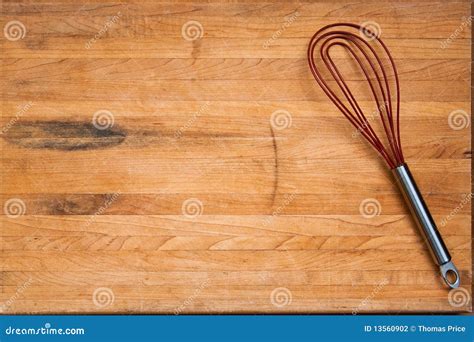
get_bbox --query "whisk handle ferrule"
[392,163,460,288]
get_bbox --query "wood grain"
[0,0,471,314]
[3,59,470,80]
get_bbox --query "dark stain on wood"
[36,194,119,215]
[2,120,126,151]
[191,39,202,59]
[25,36,46,50]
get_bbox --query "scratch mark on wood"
[270,125,278,210]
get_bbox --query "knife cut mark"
[270,125,279,210]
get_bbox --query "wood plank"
[1,215,470,236]
[1,164,471,193]
[1,297,469,314]
[1,250,470,271]
[0,285,470,314]
[2,59,469,81]
[1,135,470,176]
[1,101,470,118]
[0,16,471,39]
[2,270,471,286]
[0,235,470,251]
[1,115,469,140]
[1,80,470,101]
[0,194,471,214]
[1,166,470,194]
[2,38,470,59]
[2,157,470,174]
[1,1,469,19]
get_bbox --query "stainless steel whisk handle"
[392,163,460,288]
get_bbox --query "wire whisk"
[307,23,459,288]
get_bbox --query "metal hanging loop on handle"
[392,163,460,288]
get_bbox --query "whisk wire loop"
[307,23,404,168]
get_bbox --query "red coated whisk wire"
[307,23,404,169]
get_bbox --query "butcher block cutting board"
[0,0,471,314]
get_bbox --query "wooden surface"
[0,0,471,313]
